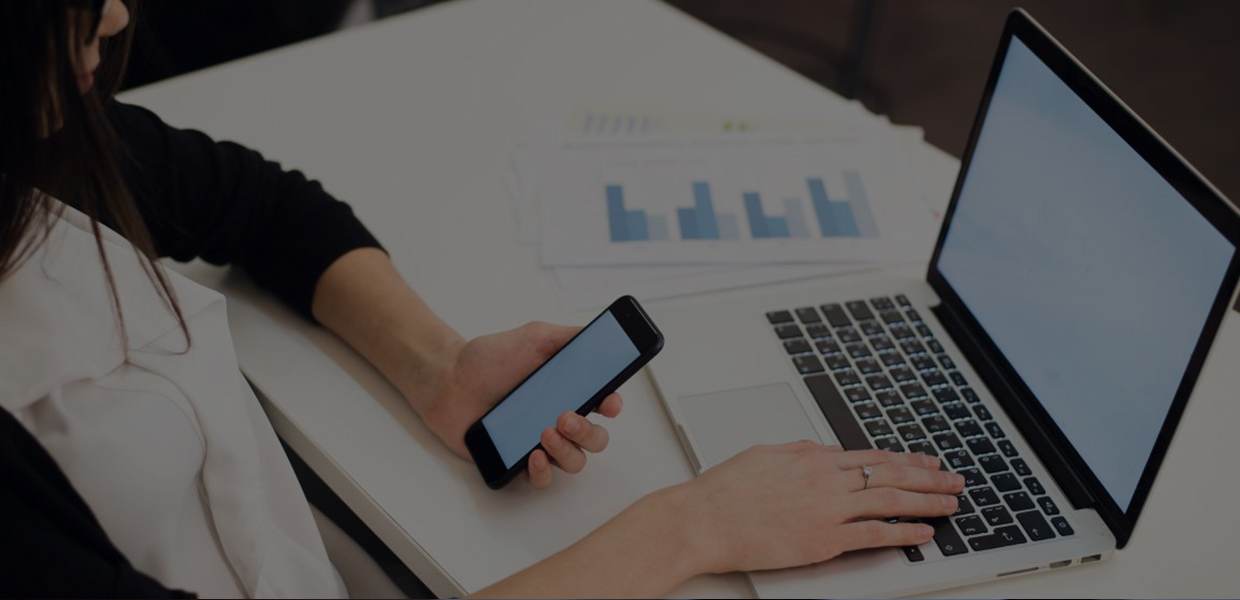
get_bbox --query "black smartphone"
[464,296,664,489]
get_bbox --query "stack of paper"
[506,108,950,312]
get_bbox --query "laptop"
[647,9,1240,598]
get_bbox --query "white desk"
[121,0,1240,597]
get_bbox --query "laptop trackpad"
[676,382,824,471]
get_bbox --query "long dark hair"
[0,0,188,351]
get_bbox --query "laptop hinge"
[931,301,1098,511]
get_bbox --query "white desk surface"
[121,0,1240,597]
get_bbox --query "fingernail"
[562,415,581,435]
[531,453,545,469]
[942,495,958,512]
[953,473,966,488]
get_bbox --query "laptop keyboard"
[766,295,1074,562]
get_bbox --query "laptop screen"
[935,37,1235,512]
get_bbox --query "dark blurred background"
[124,0,1240,205]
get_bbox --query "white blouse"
[0,203,345,598]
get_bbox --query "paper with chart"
[538,131,934,267]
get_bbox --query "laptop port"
[997,566,1040,577]
[1081,554,1102,564]
[1049,559,1072,569]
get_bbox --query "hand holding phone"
[465,296,664,489]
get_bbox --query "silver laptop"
[647,9,1240,598]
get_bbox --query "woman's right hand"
[667,441,965,575]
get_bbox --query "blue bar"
[678,207,699,239]
[718,214,741,240]
[784,198,811,238]
[607,185,628,242]
[831,202,860,237]
[625,211,648,241]
[626,116,635,134]
[808,178,839,237]
[691,182,720,239]
[844,170,878,237]
[767,216,790,238]
[648,215,670,241]
[744,193,769,238]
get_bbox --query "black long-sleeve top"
[0,101,384,597]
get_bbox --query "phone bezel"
[464,296,664,489]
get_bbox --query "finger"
[836,520,936,554]
[540,427,588,474]
[834,449,941,470]
[594,394,623,418]
[557,412,610,454]
[857,462,965,494]
[528,322,581,356]
[847,488,959,520]
[527,449,553,489]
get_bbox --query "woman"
[0,1,964,597]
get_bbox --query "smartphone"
[464,296,664,489]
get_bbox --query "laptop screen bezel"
[924,9,1240,548]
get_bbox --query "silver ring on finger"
[861,464,874,490]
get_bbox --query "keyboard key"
[968,487,1001,507]
[927,517,968,557]
[950,372,968,386]
[1011,458,1032,477]
[938,355,956,370]
[969,525,1027,551]
[880,352,907,367]
[898,424,927,442]
[854,358,883,374]
[875,437,904,452]
[966,437,996,456]
[922,415,951,433]
[956,515,988,536]
[795,307,822,324]
[863,377,891,393]
[870,335,895,351]
[845,343,872,359]
[860,320,885,335]
[991,473,1021,492]
[783,339,812,354]
[912,355,938,370]
[972,405,993,421]
[880,309,906,325]
[803,375,871,451]
[906,441,938,457]
[815,339,841,354]
[934,387,961,403]
[806,323,832,339]
[961,387,981,404]
[835,370,862,387]
[955,419,984,438]
[825,354,851,370]
[889,323,916,340]
[891,367,918,383]
[854,402,882,420]
[985,422,1006,439]
[997,440,1019,458]
[836,328,862,343]
[820,303,852,327]
[922,371,949,387]
[845,387,871,403]
[906,308,923,323]
[943,402,971,420]
[934,433,963,451]
[1003,491,1035,512]
[774,324,803,339]
[901,545,925,563]
[960,468,987,488]
[978,455,1008,474]
[982,506,1013,526]
[1051,517,1075,536]
[953,494,976,516]
[865,420,894,438]
[887,407,915,424]
[945,450,975,470]
[1023,477,1046,496]
[793,355,825,374]
[766,310,794,324]
[876,390,904,407]
[911,399,939,416]
[845,300,875,321]
[900,383,928,399]
[901,340,926,355]
[917,324,934,338]
[1038,496,1060,516]
[1016,510,1056,541]
[927,340,945,354]
[893,294,911,308]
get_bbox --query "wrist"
[634,483,722,582]
[395,327,466,420]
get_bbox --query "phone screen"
[481,310,640,468]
